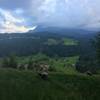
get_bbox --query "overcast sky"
[0,0,100,33]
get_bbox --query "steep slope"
[0,69,100,100]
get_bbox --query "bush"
[2,55,18,69]
[27,57,34,70]
[2,57,9,68]
[49,65,56,72]
[76,56,98,74]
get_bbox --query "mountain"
[28,25,98,40]
[0,26,98,57]
[28,26,98,48]
[28,25,96,34]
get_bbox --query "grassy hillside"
[63,38,78,46]
[0,69,100,100]
[15,54,79,74]
[44,38,78,46]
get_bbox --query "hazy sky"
[0,0,100,33]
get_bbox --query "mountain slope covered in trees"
[0,29,97,57]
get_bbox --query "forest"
[0,31,99,74]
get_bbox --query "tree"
[2,57,9,68]
[76,55,98,74]
[8,55,18,69]
[95,34,100,65]
[27,57,34,70]
[2,55,17,69]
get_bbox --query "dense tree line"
[75,55,98,74]
[75,32,100,74]
[2,55,17,69]
[0,33,96,57]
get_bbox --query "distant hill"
[0,27,98,57]
[29,25,95,34]
[28,26,97,42]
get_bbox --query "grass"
[15,54,79,74]
[0,69,100,100]
[44,38,60,45]
[44,38,78,46]
[49,56,79,74]
[63,38,78,46]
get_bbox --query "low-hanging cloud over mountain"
[0,0,100,33]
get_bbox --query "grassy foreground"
[0,69,100,100]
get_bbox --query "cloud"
[31,0,100,29]
[0,0,31,11]
[0,0,100,32]
[0,21,37,33]
[0,8,36,33]
[0,8,25,23]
